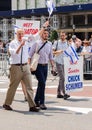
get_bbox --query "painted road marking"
[53,105,92,114]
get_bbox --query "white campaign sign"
[15,19,40,48]
[16,19,40,35]
[64,56,83,92]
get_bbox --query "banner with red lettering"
[64,56,83,92]
[16,19,40,35]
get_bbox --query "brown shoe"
[29,107,40,112]
[3,104,13,111]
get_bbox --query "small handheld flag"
[64,45,79,64]
[46,0,55,19]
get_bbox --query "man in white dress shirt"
[3,28,40,112]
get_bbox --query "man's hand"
[21,40,25,47]
[53,50,63,56]
[43,21,49,28]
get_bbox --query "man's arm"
[16,41,25,54]
[39,21,49,37]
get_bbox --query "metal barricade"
[81,54,92,80]
[0,53,9,76]
[83,54,92,74]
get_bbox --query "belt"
[38,63,48,66]
[14,63,27,66]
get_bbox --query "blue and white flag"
[46,0,55,16]
[64,45,79,64]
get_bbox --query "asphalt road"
[0,75,92,130]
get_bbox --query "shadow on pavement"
[67,97,89,102]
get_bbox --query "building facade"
[0,0,92,42]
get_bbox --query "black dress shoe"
[63,94,70,100]
[29,106,40,112]
[35,102,40,107]
[57,95,64,98]
[40,104,47,110]
[3,104,13,111]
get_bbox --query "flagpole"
[48,14,51,22]
[46,0,55,27]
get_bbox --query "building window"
[73,15,85,26]
[88,15,92,25]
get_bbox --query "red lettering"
[24,29,38,35]
[68,68,79,74]
[23,23,33,27]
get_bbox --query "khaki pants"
[4,64,35,108]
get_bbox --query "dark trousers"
[34,64,48,105]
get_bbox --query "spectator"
[89,34,92,46]
[81,39,91,54]
[0,40,4,53]
[71,35,83,54]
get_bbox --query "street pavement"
[0,75,92,130]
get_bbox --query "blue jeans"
[34,64,48,105]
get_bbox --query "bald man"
[3,29,39,112]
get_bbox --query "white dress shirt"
[9,39,29,64]
[9,33,41,64]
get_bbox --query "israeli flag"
[46,0,55,16]
[64,45,79,64]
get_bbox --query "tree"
[49,30,58,42]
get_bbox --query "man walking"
[3,28,39,112]
[29,28,54,110]
[53,31,70,100]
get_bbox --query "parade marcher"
[3,20,50,111]
[29,28,54,110]
[3,28,40,112]
[53,31,70,100]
